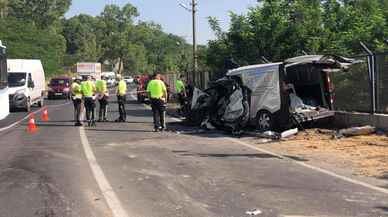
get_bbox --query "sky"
[65,0,259,45]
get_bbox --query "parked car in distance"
[136,75,150,103]
[102,71,116,87]
[124,76,134,84]
[8,59,46,112]
[47,76,71,99]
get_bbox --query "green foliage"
[62,14,101,64]
[8,0,71,28]
[206,0,388,77]
[1,2,192,77]
[0,18,66,77]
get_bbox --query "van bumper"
[293,110,335,123]
[9,94,28,109]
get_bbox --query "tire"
[25,99,31,112]
[137,95,143,103]
[38,96,44,107]
[256,110,274,131]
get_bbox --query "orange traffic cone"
[27,113,38,133]
[41,107,49,122]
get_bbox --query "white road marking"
[79,119,129,217]
[281,216,318,217]
[226,137,388,195]
[0,101,71,132]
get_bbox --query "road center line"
[79,115,129,217]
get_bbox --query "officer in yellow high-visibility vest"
[71,77,83,126]
[147,73,168,132]
[96,76,109,122]
[115,74,127,122]
[81,76,96,127]
[175,75,187,115]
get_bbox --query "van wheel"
[38,97,44,107]
[25,99,31,112]
[256,110,274,131]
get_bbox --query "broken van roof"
[285,54,361,69]
[0,40,6,49]
[285,55,324,64]
[227,62,282,76]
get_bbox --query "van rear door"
[284,55,359,123]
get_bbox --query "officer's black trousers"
[84,97,96,122]
[117,95,126,121]
[98,97,108,121]
[73,98,82,124]
[150,98,166,129]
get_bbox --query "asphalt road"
[0,88,388,217]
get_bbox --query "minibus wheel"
[256,110,274,131]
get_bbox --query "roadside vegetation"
[0,0,388,80]
[206,0,388,77]
[0,0,194,77]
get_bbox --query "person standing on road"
[96,76,109,122]
[115,74,127,122]
[81,76,97,127]
[147,73,168,132]
[71,77,83,126]
[175,75,187,116]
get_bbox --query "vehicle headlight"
[48,87,53,91]
[15,89,26,95]
[63,88,70,92]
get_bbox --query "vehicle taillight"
[325,71,335,107]
[326,74,334,92]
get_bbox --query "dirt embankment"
[273,129,388,178]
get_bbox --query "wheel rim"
[27,100,31,111]
[259,113,271,129]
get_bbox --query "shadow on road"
[375,206,388,213]
[34,123,76,128]
[283,155,308,162]
[106,109,153,118]
[178,152,282,159]
[86,128,151,133]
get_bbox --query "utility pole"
[191,0,198,86]
[179,0,198,85]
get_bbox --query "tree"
[0,0,7,18]
[62,14,101,65]
[8,0,71,27]
[99,4,140,74]
[0,18,66,76]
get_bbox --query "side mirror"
[28,80,35,88]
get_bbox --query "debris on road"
[246,208,262,216]
[262,128,388,177]
[338,125,376,137]
[256,131,281,140]
[281,128,299,138]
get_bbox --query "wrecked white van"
[227,55,357,131]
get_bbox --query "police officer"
[147,73,168,132]
[81,76,96,127]
[71,77,83,126]
[115,74,127,122]
[175,75,186,115]
[96,76,109,122]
